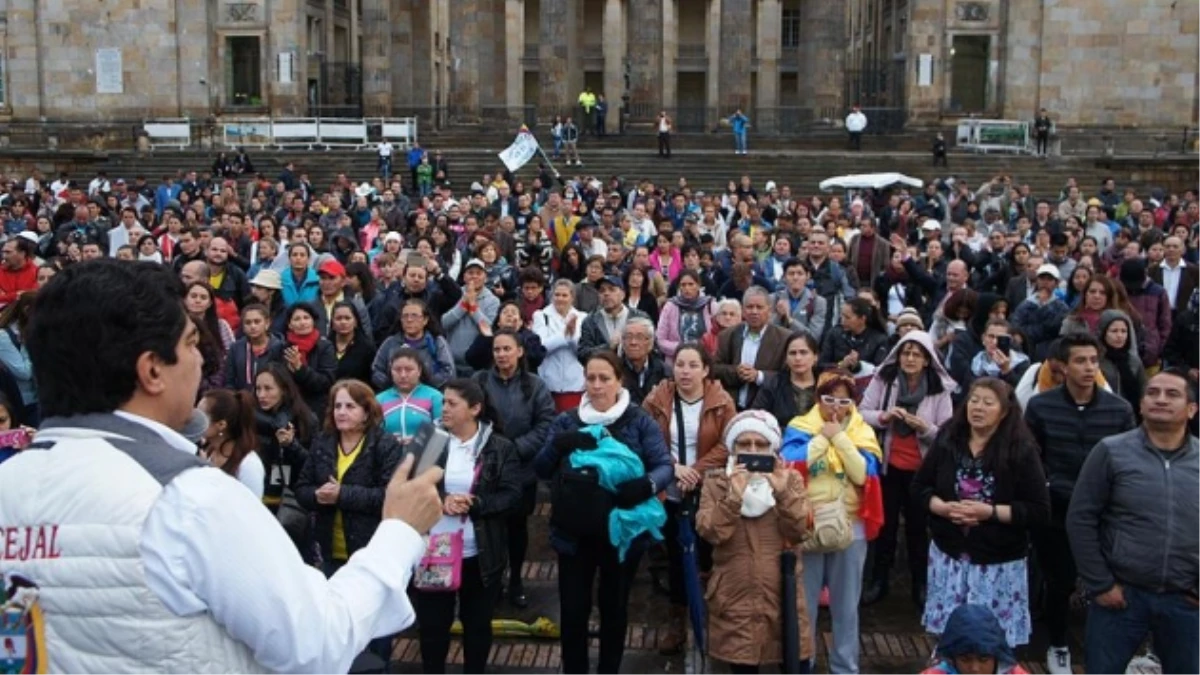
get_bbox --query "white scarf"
[578,388,631,427]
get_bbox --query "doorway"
[950,35,989,113]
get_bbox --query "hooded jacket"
[922,604,1026,674]
[859,331,957,472]
[1096,309,1146,407]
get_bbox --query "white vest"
[0,415,267,673]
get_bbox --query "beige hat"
[251,268,283,290]
[895,307,924,331]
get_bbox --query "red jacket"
[0,263,37,307]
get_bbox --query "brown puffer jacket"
[695,469,813,666]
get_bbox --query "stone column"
[450,0,482,118]
[325,0,336,61]
[505,0,524,119]
[755,0,781,132]
[538,0,577,117]
[627,0,662,117]
[719,0,752,111]
[350,0,360,66]
[903,0,940,123]
[361,0,391,115]
[390,0,414,110]
[270,0,306,115]
[799,0,845,117]
[661,0,677,111]
[1002,0,1042,120]
[602,0,625,133]
[706,0,721,119]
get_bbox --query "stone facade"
[849,0,1200,127]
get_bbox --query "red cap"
[318,259,346,277]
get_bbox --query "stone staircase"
[96,145,1196,200]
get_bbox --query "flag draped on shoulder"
[779,406,885,541]
[498,126,540,172]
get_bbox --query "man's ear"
[134,351,168,397]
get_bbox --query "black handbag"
[549,418,615,539]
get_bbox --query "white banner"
[95,48,123,94]
[498,130,539,172]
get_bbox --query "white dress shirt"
[738,327,765,407]
[1160,260,1184,309]
[430,427,481,557]
[119,411,424,674]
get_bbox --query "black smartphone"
[997,334,1012,356]
[736,454,776,474]
[403,421,450,479]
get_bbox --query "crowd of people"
[0,156,1197,675]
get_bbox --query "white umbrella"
[818,172,924,192]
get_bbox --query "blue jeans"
[377,156,392,180]
[734,130,747,153]
[1085,584,1198,674]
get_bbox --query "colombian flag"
[779,406,885,541]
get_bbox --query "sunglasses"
[821,395,853,407]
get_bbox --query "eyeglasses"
[821,395,853,407]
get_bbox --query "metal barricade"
[142,118,192,149]
[271,118,320,149]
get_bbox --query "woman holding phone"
[696,410,812,674]
[858,331,956,606]
[415,378,521,674]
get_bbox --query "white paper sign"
[278,52,294,84]
[96,48,123,94]
[918,53,933,87]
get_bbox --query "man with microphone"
[0,258,443,673]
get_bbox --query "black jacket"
[751,372,816,431]
[284,337,338,416]
[368,275,463,345]
[332,335,376,384]
[913,428,1050,565]
[255,405,317,496]
[623,352,671,406]
[454,423,524,584]
[224,336,286,392]
[295,428,404,561]
[1023,385,1137,523]
[819,325,889,374]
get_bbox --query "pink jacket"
[648,249,683,284]
[656,297,715,361]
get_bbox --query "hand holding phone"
[736,453,776,474]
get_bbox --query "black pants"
[1034,524,1077,646]
[730,663,809,674]
[849,131,862,150]
[596,114,607,137]
[658,132,672,157]
[663,501,713,606]
[558,536,643,674]
[414,558,497,674]
[932,152,948,167]
[1036,133,1049,155]
[873,467,928,587]
[507,483,537,583]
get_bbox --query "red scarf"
[287,330,320,364]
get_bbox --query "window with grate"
[782,9,801,48]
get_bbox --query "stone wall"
[1020,0,1198,127]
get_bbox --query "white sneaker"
[1126,652,1162,674]
[1047,646,1072,674]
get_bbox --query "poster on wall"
[918,54,933,87]
[95,48,123,94]
[278,52,294,84]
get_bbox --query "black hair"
[673,342,713,374]
[28,259,188,417]
[328,300,374,351]
[344,261,376,303]
[284,301,319,328]
[443,377,499,429]
[877,337,948,395]
[1050,232,1068,248]
[1056,332,1104,362]
[783,257,808,275]
[1153,367,1198,404]
[200,388,258,478]
[491,328,534,400]
[941,377,1036,474]
[388,347,431,386]
[845,296,887,334]
[585,349,626,380]
[396,297,443,338]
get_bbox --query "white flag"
[498,128,539,172]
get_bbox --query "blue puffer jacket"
[534,396,674,557]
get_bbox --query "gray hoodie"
[441,287,500,376]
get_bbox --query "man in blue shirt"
[730,109,750,155]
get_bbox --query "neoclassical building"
[0,0,1193,130]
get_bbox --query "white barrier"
[318,118,368,148]
[212,116,418,150]
[272,118,320,149]
[955,119,1032,154]
[142,118,192,149]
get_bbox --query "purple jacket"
[859,330,957,472]
[1126,280,1172,367]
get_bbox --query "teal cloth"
[569,424,666,560]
